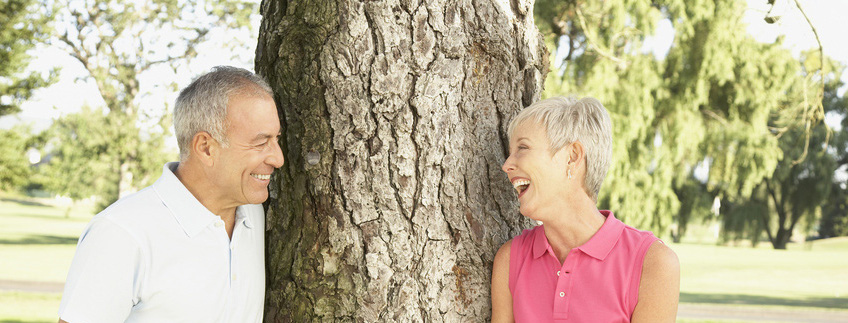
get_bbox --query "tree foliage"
[720,58,847,248]
[0,0,54,116]
[0,126,37,190]
[37,0,255,204]
[534,0,845,244]
[37,106,171,210]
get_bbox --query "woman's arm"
[491,240,514,323]
[631,241,680,323]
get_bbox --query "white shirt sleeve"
[58,217,142,322]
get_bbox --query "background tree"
[0,126,38,190]
[257,0,545,319]
[720,57,847,249]
[37,106,172,210]
[819,82,848,238]
[0,0,53,188]
[43,0,255,206]
[533,0,841,244]
[0,0,54,116]
[820,181,848,238]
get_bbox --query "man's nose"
[268,139,285,168]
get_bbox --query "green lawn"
[0,291,62,323]
[1,193,847,322]
[671,242,848,309]
[0,194,90,282]
[0,193,91,322]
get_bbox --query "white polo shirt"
[59,162,265,323]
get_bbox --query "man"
[58,66,284,322]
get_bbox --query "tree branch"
[574,5,627,68]
[791,0,827,165]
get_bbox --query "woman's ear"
[567,141,585,169]
[191,131,218,167]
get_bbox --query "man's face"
[212,92,284,207]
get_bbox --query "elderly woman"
[491,97,680,322]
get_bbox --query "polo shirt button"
[232,274,237,281]
[215,221,223,228]
[559,292,565,297]
[557,271,560,276]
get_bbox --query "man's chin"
[247,192,270,205]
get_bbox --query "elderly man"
[58,66,283,322]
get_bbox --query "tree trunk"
[773,226,790,250]
[118,160,134,199]
[256,0,545,321]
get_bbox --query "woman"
[491,96,679,322]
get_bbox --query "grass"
[0,192,92,321]
[1,192,847,322]
[670,243,848,309]
[0,291,61,323]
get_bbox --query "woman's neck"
[537,194,606,263]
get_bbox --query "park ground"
[1,192,846,322]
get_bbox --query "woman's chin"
[519,205,538,220]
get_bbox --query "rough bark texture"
[256,0,546,321]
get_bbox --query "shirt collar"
[153,162,220,238]
[236,205,254,229]
[531,210,625,261]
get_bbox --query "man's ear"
[191,131,218,167]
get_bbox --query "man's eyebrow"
[251,133,275,142]
[251,131,283,141]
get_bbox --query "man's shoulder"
[95,186,165,225]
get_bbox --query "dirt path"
[0,279,64,293]
[3,281,847,323]
[679,303,848,323]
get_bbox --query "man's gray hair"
[507,96,613,201]
[174,66,273,161]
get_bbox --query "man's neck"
[174,160,237,220]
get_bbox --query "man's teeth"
[251,173,271,180]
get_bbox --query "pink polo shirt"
[509,211,658,322]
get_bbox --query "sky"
[0,25,258,132]
[1,0,846,133]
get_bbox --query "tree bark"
[256,0,546,321]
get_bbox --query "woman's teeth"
[512,179,530,193]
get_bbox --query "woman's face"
[502,120,573,220]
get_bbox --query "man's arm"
[491,240,514,323]
[57,217,139,322]
[631,241,680,323]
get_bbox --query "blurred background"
[0,0,845,322]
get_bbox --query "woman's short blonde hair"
[507,96,612,201]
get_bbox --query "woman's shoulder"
[494,225,543,264]
[511,225,543,250]
[498,225,543,265]
[617,219,660,246]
